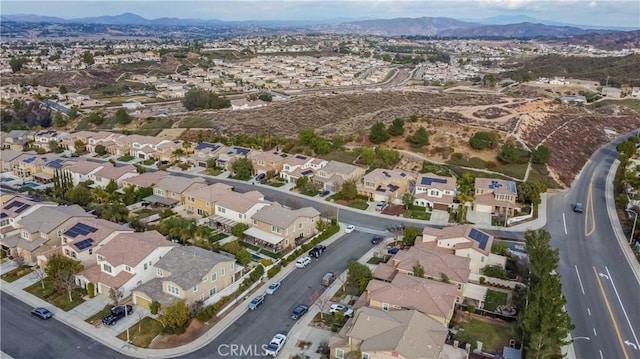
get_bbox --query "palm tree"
[101,202,129,223]
[172,148,185,162]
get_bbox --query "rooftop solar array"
[195,142,221,152]
[469,228,490,250]
[420,177,447,186]
[400,173,407,177]
[74,238,94,251]
[233,147,251,156]
[47,159,65,169]
[506,181,517,193]
[301,170,313,176]
[0,213,7,219]
[387,184,400,192]
[295,155,308,160]
[64,222,98,238]
[382,171,391,178]
[23,156,37,163]
[15,203,30,214]
[4,201,31,214]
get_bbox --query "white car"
[329,303,354,318]
[266,281,281,295]
[264,333,287,356]
[295,256,311,268]
[345,225,355,233]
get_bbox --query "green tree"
[616,139,637,158]
[9,57,26,72]
[59,84,68,94]
[517,179,547,205]
[181,88,231,111]
[312,137,331,155]
[45,254,82,302]
[469,131,498,150]
[337,180,358,201]
[88,111,105,125]
[231,157,253,180]
[369,122,390,144]
[531,145,551,164]
[499,143,528,164]
[359,147,376,165]
[298,128,317,146]
[407,126,429,147]
[231,223,249,239]
[100,202,129,223]
[482,264,509,280]
[105,179,118,193]
[347,261,373,295]
[482,73,498,87]
[65,185,92,206]
[95,145,107,156]
[388,118,405,136]
[67,106,79,119]
[235,248,252,265]
[295,176,309,189]
[402,226,420,246]
[412,261,425,278]
[376,146,400,167]
[82,51,95,65]
[402,192,415,209]
[114,108,131,125]
[53,112,67,127]
[160,300,190,329]
[258,92,273,102]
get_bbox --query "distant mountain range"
[2,13,638,38]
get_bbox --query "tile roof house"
[121,171,170,190]
[88,163,138,189]
[188,142,225,168]
[0,195,57,234]
[207,190,270,228]
[357,168,416,203]
[150,175,208,206]
[279,154,327,183]
[0,130,33,151]
[215,146,253,170]
[0,149,24,172]
[132,245,240,310]
[75,231,178,297]
[359,274,457,327]
[414,173,458,210]
[329,307,452,359]
[64,160,104,186]
[245,202,320,252]
[184,183,234,217]
[473,178,521,215]
[374,246,471,303]
[312,160,366,193]
[419,225,507,274]
[60,218,133,267]
[249,149,290,175]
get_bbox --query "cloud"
[588,1,597,7]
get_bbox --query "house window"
[382,302,389,311]
[203,276,208,282]
[167,284,180,296]
[125,266,131,272]
[456,296,461,303]
[253,220,257,225]
[457,283,462,290]
[157,269,163,277]
[362,353,370,359]
[200,294,205,301]
[154,188,164,196]
[238,213,243,219]
[97,255,104,261]
[21,231,29,239]
[218,206,226,213]
[211,273,217,282]
[365,181,375,188]
[336,349,345,359]
[271,225,281,234]
[209,287,217,296]
[103,264,112,273]
[206,201,211,207]
[298,223,302,229]
[193,285,198,292]
[221,268,225,277]
[481,256,485,262]
[144,263,148,270]
[187,196,195,202]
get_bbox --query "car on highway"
[371,236,383,244]
[308,244,327,258]
[345,225,355,233]
[264,333,287,356]
[573,202,583,213]
[329,303,353,318]
[291,305,309,320]
[102,305,133,326]
[266,282,281,295]
[248,295,265,311]
[295,256,312,268]
[31,307,53,320]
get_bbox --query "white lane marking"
[575,265,585,295]
[563,212,568,235]
[593,327,598,336]
[606,266,640,348]
[588,308,592,316]
[599,350,604,359]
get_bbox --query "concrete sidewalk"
[0,223,350,359]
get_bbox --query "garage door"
[434,203,448,211]
[134,294,151,310]
[474,204,493,213]
[98,282,111,295]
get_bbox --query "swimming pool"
[0,178,14,182]
[22,182,40,188]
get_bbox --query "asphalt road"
[181,230,375,359]
[0,294,129,359]
[545,139,640,359]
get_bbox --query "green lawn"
[117,155,135,162]
[139,117,173,130]
[259,249,282,259]
[268,181,286,187]
[117,317,164,348]
[179,118,211,128]
[134,208,156,218]
[207,168,224,176]
[24,278,85,311]
[300,188,319,197]
[491,163,528,180]
[455,319,514,353]
[407,210,431,220]
[484,289,509,312]
[210,233,228,243]
[320,149,359,164]
[85,304,114,325]
[142,159,157,166]
[347,200,369,210]
[1,266,33,283]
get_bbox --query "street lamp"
[627,209,638,245]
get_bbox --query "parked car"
[266,282,281,295]
[345,225,355,233]
[321,272,336,287]
[291,305,309,320]
[31,307,53,320]
[387,247,400,255]
[375,201,387,211]
[256,173,266,182]
[248,295,265,311]
[329,303,353,318]
[371,236,383,245]
[102,305,133,326]
[319,190,330,197]
[264,333,287,356]
[295,256,312,268]
[573,202,583,213]
[308,244,327,258]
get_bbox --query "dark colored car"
[371,236,383,245]
[31,307,53,320]
[308,244,327,258]
[573,203,583,213]
[387,247,400,255]
[291,305,309,320]
[102,305,133,326]
[319,190,330,197]
[256,173,266,181]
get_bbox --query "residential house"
[33,157,68,184]
[0,195,57,235]
[76,231,178,297]
[414,173,458,210]
[215,146,253,170]
[0,130,33,151]
[12,153,61,178]
[33,130,68,150]
[329,307,456,359]
[313,160,366,193]
[132,246,239,309]
[249,149,289,175]
[245,202,320,252]
[150,175,208,207]
[279,155,327,183]
[121,171,170,190]
[0,149,24,172]
[208,190,270,229]
[418,225,507,274]
[184,183,234,217]
[473,178,520,215]
[359,274,457,327]
[60,218,133,267]
[357,168,415,203]
[601,86,622,98]
[188,142,225,168]
[374,246,471,304]
[89,163,138,188]
[128,135,176,160]
[65,161,104,186]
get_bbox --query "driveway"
[466,208,492,226]
[429,209,450,225]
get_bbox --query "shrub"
[467,305,476,313]
[86,282,95,298]
[150,300,160,315]
[267,265,282,279]
[259,258,273,267]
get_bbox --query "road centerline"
[575,265,585,295]
[592,266,630,359]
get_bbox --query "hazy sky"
[2,0,639,27]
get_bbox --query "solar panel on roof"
[400,173,407,177]
[382,171,390,177]
[23,157,37,163]
[4,201,25,210]
[195,142,220,151]
[506,181,517,193]
[0,213,7,219]
[469,228,490,250]
[420,177,447,186]
[64,229,80,238]
[234,147,250,156]
[76,223,98,233]
[388,184,400,192]
[15,204,30,214]
[301,170,313,176]
[47,159,65,169]
[74,238,94,251]
[295,155,307,160]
